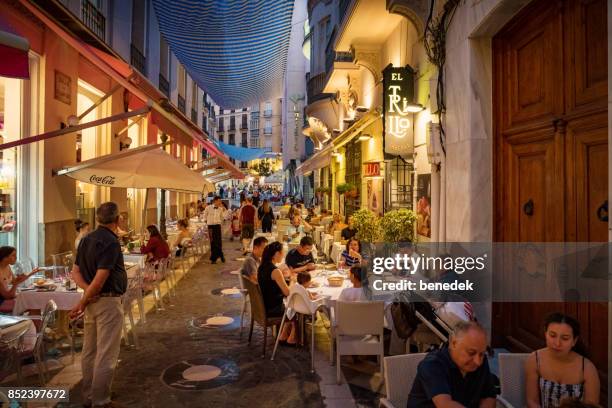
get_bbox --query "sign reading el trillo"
[383,64,415,159]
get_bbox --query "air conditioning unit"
[427,121,443,165]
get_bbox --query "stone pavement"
[3,236,383,407]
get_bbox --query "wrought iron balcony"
[81,0,106,40]
[130,44,146,75]
[178,95,186,114]
[263,110,273,117]
[158,74,169,98]
[325,48,353,75]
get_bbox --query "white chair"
[270,284,328,372]
[122,270,142,347]
[498,353,529,408]
[379,353,427,408]
[334,301,385,384]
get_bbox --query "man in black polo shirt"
[407,321,497,408]
[285,236,316,273]
[70,202,127,408]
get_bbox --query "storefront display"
[0,77,19,246]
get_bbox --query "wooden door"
[493,0,608,399]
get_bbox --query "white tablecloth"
[123,254,147,268]
[13,287,83,315]
[313,226,324,246]
[321,234,334,257]
[0,316,36,350]
[248,233,276,251]
[310,270,351,308]
[330,242,344,264]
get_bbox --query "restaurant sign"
[363,162,381,178]
[383,65,415,159]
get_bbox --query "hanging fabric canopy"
[54,144,214,194]
[152,0,294,108]
[216,140,268,162]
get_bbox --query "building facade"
[0,0,240,265]
[299,0,610,397]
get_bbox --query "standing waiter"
[203,196,227,263]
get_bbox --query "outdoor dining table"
[123,253,147,269]
[0,315,36,351]
[13,284,83,316]
[309,269,351,308]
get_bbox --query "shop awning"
[296,144,334,176]
[54,144,214,194]
[0,29,29,79]
[332,109,381,149]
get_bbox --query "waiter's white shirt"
[203,205,227,226]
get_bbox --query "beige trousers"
[81,297,123,406]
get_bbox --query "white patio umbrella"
[55,144,214,231]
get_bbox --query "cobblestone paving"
[70,240,324,408]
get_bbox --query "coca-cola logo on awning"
[89,175,116,185]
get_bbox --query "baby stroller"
[389,290,475,349]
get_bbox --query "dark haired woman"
[525,312,600,407]
[339,238,362,268]
[257,241,296,344]
[172,219,192,257]
[258,199,274,233]
[0,246,36,313]
[74,220,91,251]
[140,225,170,262]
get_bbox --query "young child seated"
[297,272,318,300]
[338,266,365,301]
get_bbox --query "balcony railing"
[130,44,146,75]
[307,72,333,104]
[241,121,248,129]
[178,95,186,114]
[325,48,353,75]
[81,0,106,40]
[191,108,197,124]
[263,110,273,117]
[159,74,169,98]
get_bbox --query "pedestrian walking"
[258,199,274,233]
[239,197,256,255]
[69,202,127,408]
[203,196,227,263]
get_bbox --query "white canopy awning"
[55,144,214,194]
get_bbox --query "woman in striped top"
[525,313,600,407]
[339,238,362,268]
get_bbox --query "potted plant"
[351,208,381,243]
[379,209,417,243]
[335,183,350,195]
